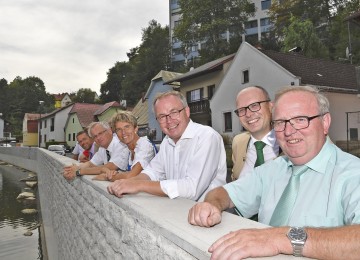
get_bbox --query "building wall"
[211,43,299,138]
[64,114,83,148]
[325,92,360,141]
[40,106,73,147]
[0,118,4,139]
[98,108,122,124]
[0,147,296,260]
[23,132,38,147]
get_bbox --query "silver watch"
[287,227,307,257]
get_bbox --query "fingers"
[188,202,221,227]
[107,180,124,197]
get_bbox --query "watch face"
[289,228,307,241]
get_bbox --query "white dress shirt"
[128,136,156,170]
[240,130,280,178]
[91,134,129,171]
[142,120,227,201]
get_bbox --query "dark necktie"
[254,141,266,167]
[269,165,308,226]
[106,150,111,162]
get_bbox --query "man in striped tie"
[188,85,360,259]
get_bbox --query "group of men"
[63,86,360,259]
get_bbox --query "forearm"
[204,187,234,212]
[137,180,167,197]
[303,225,360,260]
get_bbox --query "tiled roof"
[24,113,42,121]
[70,103,102,128]
[94,101,121,115]
[164,53,235,84]
[261,50,359,92]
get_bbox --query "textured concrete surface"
[0,147,307,260]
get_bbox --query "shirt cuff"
[160,180,179,199]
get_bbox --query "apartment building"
[169,0,272,67]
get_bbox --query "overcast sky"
[0,0,169,94]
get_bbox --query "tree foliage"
[0,76,53,137]
[282,16,329,58]
[174,0,255,64]
[71,88,97,103]
[267,0,360,62]
[100,20,170,107]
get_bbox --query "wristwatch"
[75,169,82,177]
[287,227,307,257]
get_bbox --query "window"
[73,133,76,141]
[242,69,249,84]
[68,134,71,141]
[44,135,47,143]
[224,112,232,132]
[186,88,203,102]
[172,47,182,56]
[245,20,258,29]
[50,118,55,132]
[261,0,271,10]
[174,20,181,28]
[350,128,358,141]
[44,119,47,128]
[208,85,215,99]
[40,121,42,129]
[260,18,271,26]
[72,118,74,123]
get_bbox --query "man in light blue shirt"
[188,85,360,259]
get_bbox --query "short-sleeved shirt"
[224,139,360,227]
[91,134,129,171]
[142,120,227,201]
[128,136,156,170]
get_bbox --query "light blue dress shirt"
[224,139,360,227]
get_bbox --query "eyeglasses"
[156,107,186,123]
[92,129,108,139]
[271,114,326,132]
[234,100,270,117]
[115,124,133,134]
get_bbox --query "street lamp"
[38,101,44,147]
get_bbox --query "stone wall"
[0,147,299,260]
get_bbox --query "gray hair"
[110,111,138,130]
[87,121,111,138]
[152,90,188,112]
[274,85,330,115]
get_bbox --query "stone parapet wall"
[0,147,300,260]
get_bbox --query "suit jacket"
[231,131,282,181]
[231,132,251,181]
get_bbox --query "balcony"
[188,99,210,114]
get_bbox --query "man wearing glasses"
[188,85,360,259]
[107,90,227,201]
[232,86,280,180]
[63,121,129,181]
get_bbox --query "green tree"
[122,20,170,106]
[282,16,329,58]
[72,88,97,103]
[100,61,130,103]
[174,0,255,64]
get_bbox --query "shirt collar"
[287,138,333,174]
[250,129,277,148]
[165,120,195,146]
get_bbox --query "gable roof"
[164,53,235,84]
[41,103,74,119]
[24,113,42,121]
[260,49,359,93]
[94,101,121,115]
[144,70,183,98]
[69,103,102,128]
[132,98,149,127]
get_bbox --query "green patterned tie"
[269,165,308,226]
[254,141,266,167]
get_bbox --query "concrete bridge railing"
[0,147,299,260]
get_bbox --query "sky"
[0,0,169,94]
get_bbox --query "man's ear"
[323,112,331,135]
